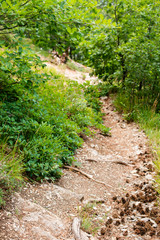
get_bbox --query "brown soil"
[0,61,159,240]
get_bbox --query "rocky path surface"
[0,62,159,240]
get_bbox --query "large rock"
[11,193,66,240]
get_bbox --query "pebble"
[101,227,106,235]
[121,217,125,223]
[123,230,128,236]
[112,196,117,201]
[155,216,160,224]
[106,217,113,225]
[112,212,119,219]
[145,175,153,180]
[114,220,121,226]
[91,144,96,148]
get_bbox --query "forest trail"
[40,56,99,84]
[0,61,159,240]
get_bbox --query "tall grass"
[0,144,24,206]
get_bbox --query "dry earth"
[0,61,160,240]
[41,56,99,84]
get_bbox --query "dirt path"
[0,62,160,240]
[41,56,99,84]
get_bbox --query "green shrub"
[66,60,91,73]
[0,188,5,207]
[0,81,89,180]
[82,82,103,113]
[0,40,107,181]
[113,93,139,122]
[0,37,110,182]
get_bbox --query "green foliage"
[0,144,24,183]
[1,1,160,113]
[0,37,47,101]
[82,81,118,115]
[136,109,160,173]
[1,0,159,187]
[0,188,5,207]
[79,0,160,111]
[66,60,90,73]
[113,93,138,122]
[82,82,103,113]
[79,203,105,235]
[22,38,51,58]
[0,37,107,181]
[0,144,24,207]
[81,82,111,135]
[96,124,111,137]
[0,0,46,33]
[0,34,12,47]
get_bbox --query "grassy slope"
[0,41,110,205]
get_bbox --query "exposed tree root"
[63,166,112,188]
[113,160,129,166]
[85,159,129,166]
[72,217,82,240]
[85,159,98,162]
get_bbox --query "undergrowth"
[0,144,24,207]
[22,38,51,58]
[79,203,106,235]
[66,59,91,73]
[0,67,107,182]
[0,36,110,207]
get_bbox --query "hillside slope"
[0,60,159,240]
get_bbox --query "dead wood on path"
[72,217,82,240]
[85,159,129,166]
[63,166,112,188]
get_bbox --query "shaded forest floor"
[0,60,160,240]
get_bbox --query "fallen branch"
[113,160,129,166]
[85,159,129,166]
[63,166,112,188]
[85,159,98,162]
[72,217,81,240]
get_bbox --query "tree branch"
[21,0,31,7]
[63,166,112,188]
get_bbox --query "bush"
[66,59,91,73]
[0,38,109,181]
[0,36,111,182]
[0,79,95,180]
